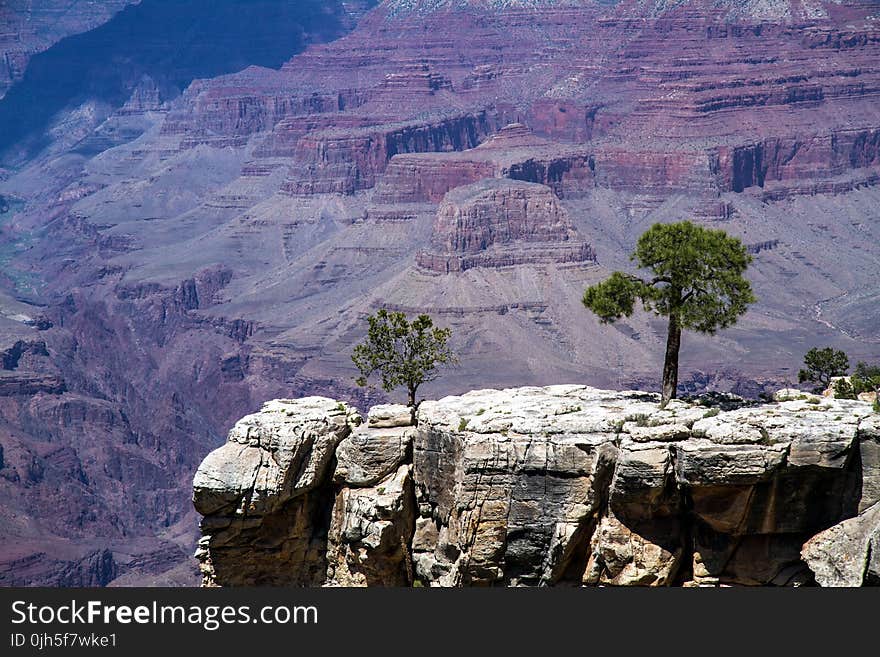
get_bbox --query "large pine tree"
[583,221,755,407]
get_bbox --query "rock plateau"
[194,386,880,586]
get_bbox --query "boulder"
[773,388,811,402]
[802,501,880,586]
[334,426,414,486]
[367,403,414,428]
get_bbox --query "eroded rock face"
[193,386,880,586]
[801,501,880,587]
[0,0,138,99]
[416,179,596,273]
[326,463,416,586]
[193,397,360,586]
[373,123,597,203]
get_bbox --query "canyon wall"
[282,111,502,195]
[193,386,880,587]
[0,0,139,99]
[3,0,880,586]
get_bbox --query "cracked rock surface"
[193,386,880,586]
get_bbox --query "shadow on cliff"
[0,0,376,163]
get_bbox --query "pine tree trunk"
[661,314,681,408]
[408,386,417,425]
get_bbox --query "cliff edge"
[192,386,880,586]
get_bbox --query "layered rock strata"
[373,124,597,202]
[0,0,139,99]
[6,0,880,586]
[281,110,502,196]
[159,0,880,200]
[416,179,596,273]
[193,386,880,587]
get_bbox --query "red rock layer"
[710,129,880,192]
[155,0,880,201]
[281,110,503,195]
[417,179,596,273]
[374,123,597,202]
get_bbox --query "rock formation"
[194,386,880,586]
[0,0,139,99]
[373,124,597,203]
[3,0,880,585]
[193,398,360,586]
[417,179,596,273]
[802,501,880,586]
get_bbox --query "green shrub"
[799,347,849,393]
[833,378,857,400]
[352,309,457,422]
[852,362,880,398]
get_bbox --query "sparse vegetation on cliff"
[582,221,755,407]
[852,361,880,401]
[352,309,457,422]
[833,378,857,400]
[799,347,850,393]
[194,385,880,587]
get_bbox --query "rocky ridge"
[193,386,880,586]
[0,0,139,99]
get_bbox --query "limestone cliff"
[192,385,880,587]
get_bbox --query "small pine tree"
[798,347,849,393]
[851,361,880,396]
[832,378,857,400]
[582,221,755,407]
[849,361,880,411]
[352,309,457,422]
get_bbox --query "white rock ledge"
[193,385,880,587]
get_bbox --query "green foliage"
[457,417,468,432]
[832,378,857,400]
[582,221,755,406]
[798,347,849,392]
[851,361,880,412]
[703,408,720,418]
[851,361,880,396]
[582,221,755,333]
[582,271,640,322]
[352,309,456,409]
